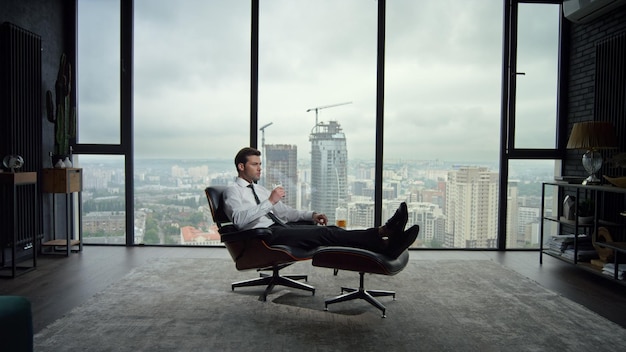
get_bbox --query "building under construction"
[309,121,348,224]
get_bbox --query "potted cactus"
[577,198,595,224]
[46,53,76,168]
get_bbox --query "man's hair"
[234,147,261,169]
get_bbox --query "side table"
[41,168,83,256]
[0,172,38,278]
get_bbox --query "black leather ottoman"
[312,247,410,317]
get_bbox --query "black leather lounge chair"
[205,186,316,301]
[312,243,412,318]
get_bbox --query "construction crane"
[306,102,352,127]
[259,122,273,150]
[259,122,273,187]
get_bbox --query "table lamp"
[566,121,618,185]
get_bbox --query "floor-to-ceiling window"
[76,0,126,245]
[385,0,503,248]
[504,1,562,249]
[258,0,377,228]
[132,0,250,245]
[75,0,564,248]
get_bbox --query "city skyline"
[76,154,554,249]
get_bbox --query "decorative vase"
[63,157,72,168]
[54,159,66,168]
[577,215,594,225]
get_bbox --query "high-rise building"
[407,202,445,248]
[309,121,348,224]
[347,201,375,229]
[506,180,520,248]
[264,144,298,208]
[445,166,499,248]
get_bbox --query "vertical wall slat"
[595,31,626,177]
[594,32,626,224]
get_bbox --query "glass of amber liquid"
[336,219,347,228]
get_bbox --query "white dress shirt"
[223,177,313,230]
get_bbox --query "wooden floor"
[2,246,626,333]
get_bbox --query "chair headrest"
[204,186,232,230]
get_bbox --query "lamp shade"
[566,121,618,150]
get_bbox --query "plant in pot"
[46,53,76,168]
[577,198,595,224]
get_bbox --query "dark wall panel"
[1,0,69,168]
[564,6,626,179]
[1,0,71,249]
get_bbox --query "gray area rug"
[34,258,626,352]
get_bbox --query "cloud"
[77,0,559,163]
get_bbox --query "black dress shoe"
[384,225,419,258]
[382,202,408,235]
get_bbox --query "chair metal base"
[232,265,315,301]
[324,272,395,318]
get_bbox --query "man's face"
[239,155,261,183]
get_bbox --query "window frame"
[72,0,567,249]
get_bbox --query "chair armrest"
[286,220,316,226]
[220,228,273,243]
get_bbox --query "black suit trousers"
[267,224,383,253]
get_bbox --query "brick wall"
[564,6,626,178]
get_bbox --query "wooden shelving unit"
[540,181,626,285]
[41,168,83,256]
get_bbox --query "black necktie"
[248,184,285,226]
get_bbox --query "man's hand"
[269,186,285,204]
[312,212,328,226]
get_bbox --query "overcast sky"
[77,0,560,163]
